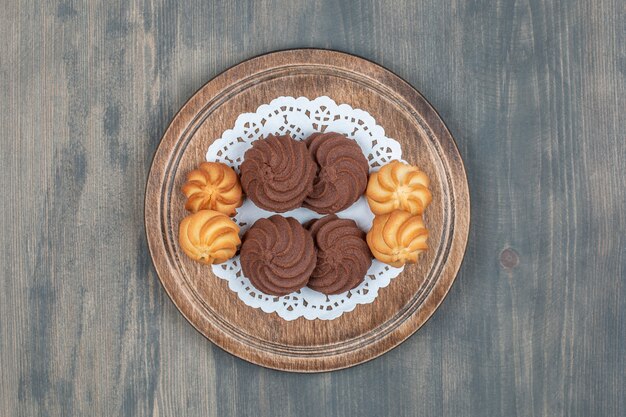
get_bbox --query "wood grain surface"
[1,0,624,416]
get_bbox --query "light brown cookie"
[366,160,432,215]
[181,162,243,216]
[179,210,241,264]
[366,210,428,267]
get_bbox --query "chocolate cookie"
[240,134,316,212]
[240,215,316,296]
[304,132,369,214]
[307,215,372,295]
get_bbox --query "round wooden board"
[145,49,470,372]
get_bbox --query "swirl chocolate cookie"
[240,134,316,212]
[304,132,369,214]
[307,215,372,294]
[240,215,316,296]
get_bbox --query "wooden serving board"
[145,49,470,372]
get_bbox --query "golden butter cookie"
[366,160,431,215]
[182,162,243,216]
[366,210,428,267]
[179,210,240,264]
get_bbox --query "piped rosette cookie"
[240,215,317,296]
[178,210,241,265]
[307,215,372,295]
[181,162,243,215]
[366,210,428,267]
[304,132,369,214]
[366,160,432,215]
[240,134,316,212]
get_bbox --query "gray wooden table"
[1,1,625,416]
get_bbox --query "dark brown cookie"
[240,134,316,212]
[304,132,369,214]
[240,215,316,296]
[307,215,372,295]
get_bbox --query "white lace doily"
[207,96,404,320]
